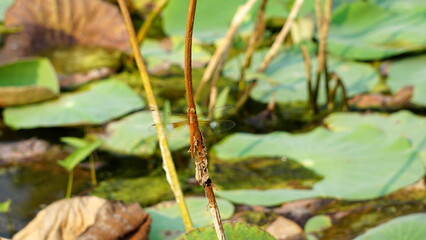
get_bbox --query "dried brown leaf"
[0,0,131,64]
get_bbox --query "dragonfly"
[149,106,236,138]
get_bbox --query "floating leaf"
[353,213,426,240]
[0,199,11,213]
[0,0,130,64]
[58,138,102,172]
[98,111,189,156]
[213,125,425,205]
[0,58,59,107]
[325,110,426,166]
[328,2,426,60]
[3,79,144,129]
[223,44,378,104]
[216,189,319,207]
[146,197,235,240]
[387,55,426,106]
[179,222,275,240]
[162,0,249,42]
[304,215,332,233]
[141,37,211,73]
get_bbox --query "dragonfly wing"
[149,122,190,139]
[201,120,236,135]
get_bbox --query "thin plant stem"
[233,0,304,113]
[258,0,305,72]
[89,153,97,186]
[65,171,74,199]
[184,0,226,239]
[117,0,193,231]
[239,0,268,94]
[301,44,316,114]
[314,0,333,109]
[136,0,168,45]
[195,0,258,101]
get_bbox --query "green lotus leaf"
[3,79,144,129]
[97,111,190,156]
[353,213,426,240]
[304,215,332,233]
[223,44,378,104]
[371,0,426,12]
[328,2,426,60]
[141,37,211,71]
[387,55,426,106]
[216,188,319,207]
[146,197,235,240]
[325,110,426,166]
[178,222,275,240]
[163,0,249,42]
[0,58,59,107]
[213,125,425,205]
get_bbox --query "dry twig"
[184,0,226,239]
[117,0,193,231]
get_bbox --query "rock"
[273,199,333,225]
[0,138,50,165]
[266,216,306,240]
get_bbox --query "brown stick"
[257,0,305,72]
[117,0,193,231]
[195,0,258,101]
[238,0,268,90]
[314,0,332,108]
[184,0,226,239]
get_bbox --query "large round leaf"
[353,213,426,240]
[387,55,426,106]
[223,45,378,104]
[325,110,426,166]
[141,37,211,71]
[328,2,426,60]
[213,125,424,205]
[179,222,275,240]
[0,58,59,107]
[97,111,190,156]
[146,197,234,240]
[3,79,144,129]
[162,0,248,42]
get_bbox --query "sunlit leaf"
[146,197,235,240]
[328,2,426,60]
[0,58,59,107]
[387,55,426,106]
[213,125,425,205]
[325,110,426,166]
[3,79,144,129]
[178,222,275,240]
[304,215,332,233]
[353,213,426,240]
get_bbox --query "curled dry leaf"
[0,0,130,64]
[13,196,150,240]
[348,86,413,109]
